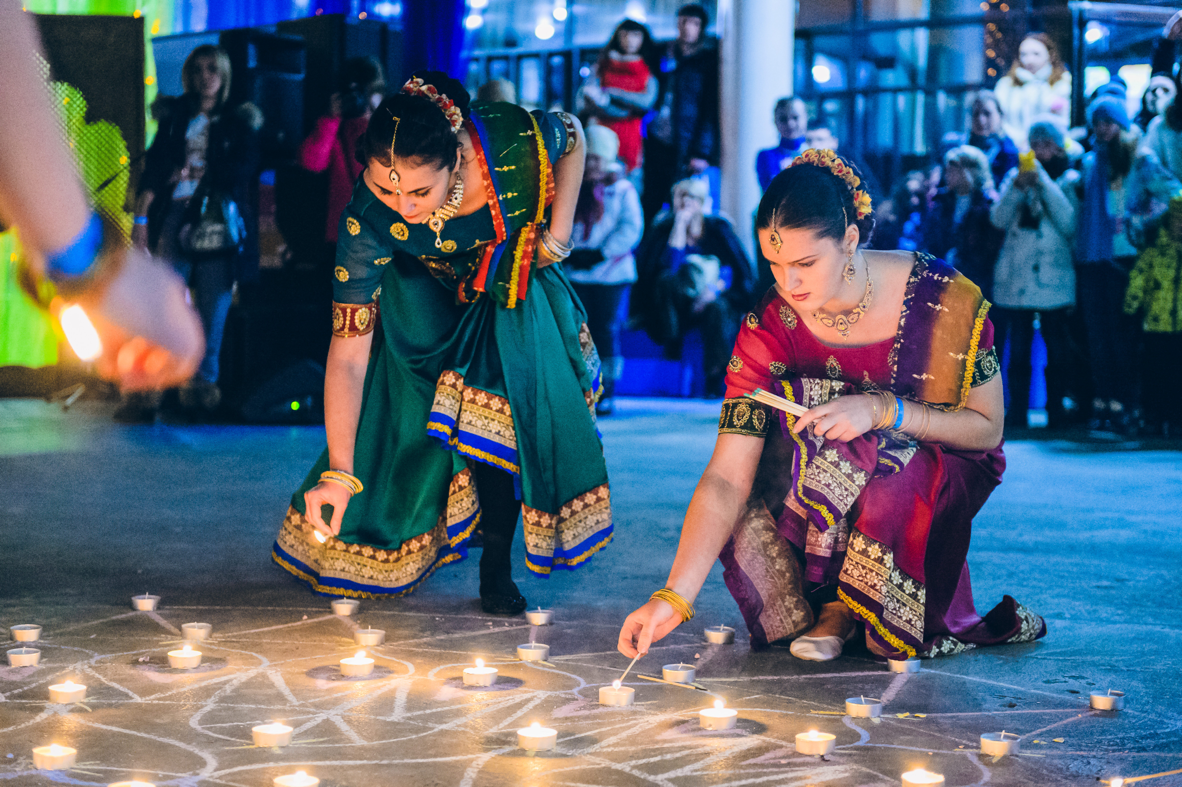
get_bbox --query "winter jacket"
[1077,143,1180,260]
[298,114,369,243]
[1143,114,1182,184]
[1125,228,1182,332]
[647,41,720,167]
[922,188,1005,296]
[994,66,1072,149]
[568,178,644,286]
[990,164,1079,309]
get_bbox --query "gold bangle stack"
[650,588,695,622]
[538,227,573,263]
[869,391,897,431]
[320,470,363,496]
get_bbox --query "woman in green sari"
[273,73,612,614]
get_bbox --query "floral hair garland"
[790,148,873,221]
[400,77,464,133]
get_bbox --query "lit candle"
[131,594,160,611]
[517,643,550,662]
[354,627,385,647]
[845,696,882,718]
[901,768,945,786]
[10,624,41,642]
[331,598,359,616]
[699,698,738,730]
[32,743,76,770]
[598,680,635,706]
[980,731,1020,757]
[7,647,41,667]
[60,304,102,361]
[462,658,498,687]
[525,608,553,626]
[48,680,87,704]
[704,625,735,645]
[273,771,320,787]
[795,729,836,755]
[339,650,374,677]
[662,663,696,684]
[252,722,294,747]
[167,644,202,669]
[1090,690,1125,711]
[516,721,557,751]
[889,657,921,673]
[182,623,212,641]
[313,530,328,544]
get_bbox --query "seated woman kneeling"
[618,150,1046,662]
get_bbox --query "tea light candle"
[889,657,921,673]
[525,608,553,626]
[699,699,738,730]
[517,643,550,661]
[1090,690,1125,711]
[845,696,882,718]
[795,729,836,756]
[273,771,320,787]
[980,731,1020,757]
[32,743,76,770]
[704,625,735,645]
[901,768,945,786]
[354,628,385,647]
[339,650,374,677]
[48,680,87,704]
[7,647,41,667]
[181,623,212,641]
[11,624,41,642]
[331,598,359,616]
[252,722,294,747]
[517,721,557,751]
[167,644,202,669]
[462,658,498,687]
[598,680,635,706]
[131,594,159,611]
[662,663,696,683]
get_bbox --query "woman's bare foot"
[800,601,856,640]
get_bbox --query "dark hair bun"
[756,157,875,246]
[407,70,471,118]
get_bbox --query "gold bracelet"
[320,470,363,495]
[650,588,695,622]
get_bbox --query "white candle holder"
[463,659,498,686]
[11,624,41,642]
[888,657,921,673]
[7,647,41,667]
[517,643,550,661]
[699,699,738,730]
[901,768,945,786]
[525,608,553,626]
[167,645,202,669]
[795,729,836,755]
[32,744,76,770]
[252,722,294,747]
[131,595,159,611]
[331,598,359,616]
[845,696,882,718]
[704,625,735,645]
[1090,690,1125,711]
[339,650,374,677]
[48,680,87,704]
[517,721,557,751]
[181,623,212,641]
[354,628,385,647]
[980,731,1020,757]
[273,771,320,787]
[662,663,696,683]
[598,681,635,706]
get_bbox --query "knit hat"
[1088,80,1130,130]
[1027,116,1067,150]
[585,123,620,162]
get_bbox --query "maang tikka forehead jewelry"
[388,114,402,195]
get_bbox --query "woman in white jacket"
[994,34,1072,150]
[990,120,1079,429]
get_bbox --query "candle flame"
[60,304,102,361]
[1112,779,1124,787]
[62,681,78,689]
[354,651,366,660]
[475,658,484,668]
[296,772,308,778]
[808,728,817,735]
[612,680,621,690]
[530,721,541,729]
[182,645,193,654]
[314,530,328,543]
[713,699,724,709]
[48,744,67,754]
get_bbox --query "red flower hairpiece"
[400,77,464,133]
[790,148,873,220]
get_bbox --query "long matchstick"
[619,653,641,684]
[744,388,809,417]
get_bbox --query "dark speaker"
[239,359,325,424]
[219,29,307,167]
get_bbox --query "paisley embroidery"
[334,266,349,282]
[826,355,842,379]
[346,217,361,236]
[441,239,457,253]
[728,355,744,373]
[769,361,788,377]
[746,312,760,330]
[779,305,798,329]
[390,222,409,241]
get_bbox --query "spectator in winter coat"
[994,34,1072,149]
[577,19,659,175]
[755,97,808,192]
[923,145,1004,298]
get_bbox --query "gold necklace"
[812,268,873,338]
[428,175,464,251]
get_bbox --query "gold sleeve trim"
[556,111,578,156]
[718,397,771,437]
[332,301,378,338]
[971,346,1000,388]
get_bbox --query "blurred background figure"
[632,178,754,398]
[994,33,1071,150]
[803,119,880,204]
[476,78,517,104]
[990,120,1079,431]
[923,145,1003,298]
[567,124,643,417]
[755,96,808,192]
[643,3,719,226]
[576,18,659,177]
[132,44,261,422]
[1143,71,1182,184]
[962,91,1020,189]
[1136,73,1176,132]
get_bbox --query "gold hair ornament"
[387,113,402,195]
[790,148,873,220]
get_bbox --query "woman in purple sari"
[618,150,1045,662]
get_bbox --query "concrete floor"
[2,397,1181,787]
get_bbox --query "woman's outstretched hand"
[791,393,876,442]
[303,481,352,538]
[618,597,682,658]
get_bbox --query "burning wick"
[60,304,101,361]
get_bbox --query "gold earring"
[843,249,856,283]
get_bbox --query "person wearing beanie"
[568,123,643,416]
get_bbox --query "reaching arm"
[545,115,586,249]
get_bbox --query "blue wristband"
[46,212,104,280]
[133,215,148,226]
[893,396,906,430]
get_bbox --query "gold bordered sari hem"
[426,370,521,476]
[522,482,613,576]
